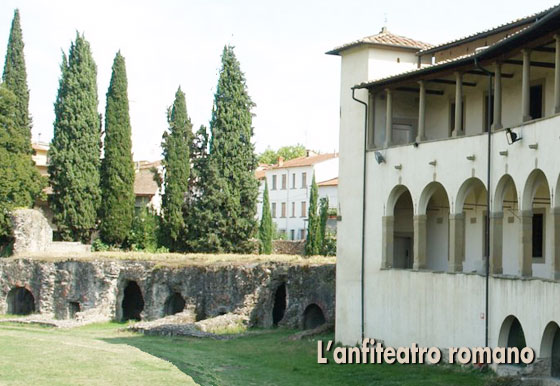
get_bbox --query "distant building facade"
[256,152,338,240]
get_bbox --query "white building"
[256,152,338,240]
[330,5,560,376]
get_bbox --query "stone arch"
[164,292,186,316]
[383,185,414,269]
[121,281,144,322]
[303,303,326,330]
[493,175,519,275]
[7,287,35,315]
[272,283,287,326]
[540,321,560,377]
[455,177,487,215]
[417,182,449,270]
[498,315,527,351]
[520,169,551,277]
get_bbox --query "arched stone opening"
[417,182,449,271]
[493,175,519,276]
[164,292,185,316]
[383,185,413,269]
[272,283,287,326]
[540,322,560,377]
[7,287,35,315]
[303,303,325,330]
[68,301,80,318]
[521,169,551,278]
[121,281,144,322]
[454,178,488,273]
[498,316,527,363]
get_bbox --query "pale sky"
[0,0,558,161]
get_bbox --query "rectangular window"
[532,212,544,258]
[299,229,306,240]
[530,84,543,120]
[292,173,296,189]
[301,172,307,188]
[301,201,307,217]
[272,175,277,190]
[271,203,276,218]
[290,229,295,240]
[281,174,287,190]
[281,202,286,218]
[291,202,295,217]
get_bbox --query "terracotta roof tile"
[134,167,159,196]
[318,177,338,187]
[327,27,433,55]
[271,153,338,169]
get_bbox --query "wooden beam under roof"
[429,79,477,87]
[467,69,514,78]
[533,46,555,53]
[396,86,444,96]
[504,59,555,68]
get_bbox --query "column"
[382,216,395,268]
[521,49,532,122]
[413,214,427,270]
[385,88,392,147]
[448,213,465,272]
[555,35,560,114]
[367,91,376,148]
[417,80,426,142]
[453,72,463,136]
[490,212,503,274]
[492,63,503,130]
[519,209,533,277]
[552,207,560,279]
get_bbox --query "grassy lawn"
[0,322,495,386]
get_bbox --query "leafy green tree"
[190,46,258,253]
[318,197,329,255]
[258,181,273,254]
[48,34,101,242]
[99,52,135,246]
[0,86,43,241]
[2,9,30,147]
[305,174,320,256]
[129,208,159,252]
[160,87,193,251]
[259,144,307,164]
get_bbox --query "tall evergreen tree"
[0,86,43,241]
[48,34,101,242]
[2,9,30,147]
[160,87,192,251]
[305,174,320,256]
[191,45,258,253]
[258,181,273,254]
[99,52,135,246]
[318,197,329,255]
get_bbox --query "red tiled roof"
[327,27,433,55]
[134,167,159,197]
[271,153,338,169]
[318,177,338,187]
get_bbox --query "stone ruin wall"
[0,258,335,329]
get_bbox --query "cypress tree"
[258,181,273,254]
[48,34,101,242]
[160,87,192,251]
[2,9,30,147]
[99,52,135,246]
[192,45,258,253]
[0,85,43,241]
[318,197,329,255]
[305,174,320,256]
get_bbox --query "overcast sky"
[0,0,558,161]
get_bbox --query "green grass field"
[0,322,495,385]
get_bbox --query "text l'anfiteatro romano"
[317,339,535,365]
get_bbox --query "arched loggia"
[383,185,414,269]
[493,174,519,275]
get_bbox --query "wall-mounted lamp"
[413,142,419,148]
[466,155,475,161]
[506,128,521,145]
[374,151,385,164]
[394,164,402,170]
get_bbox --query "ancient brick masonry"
[0,258,335,329]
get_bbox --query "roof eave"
[326,41,426,56]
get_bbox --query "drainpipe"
[352,87,368,341]
[474,56,493,348]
